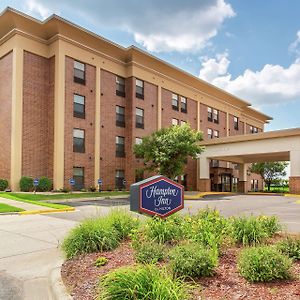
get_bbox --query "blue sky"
[1,0,300,131]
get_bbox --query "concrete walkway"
[0,197,48,211]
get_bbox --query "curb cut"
[49,267,72,300]
[19,207,75,215]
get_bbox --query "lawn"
[264,186,289,193]
[0,203,24,213]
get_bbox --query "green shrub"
[95,256,108,267]
[277,236,300,260]
[230,215,268,245]
[169,242,218,278]
[133,239,166,264]
[62,217,120,259]
[259,215,282,236]
[37,176,52,192]
[238,246,292,282]
[19,176,33,192]
[0,179,8,191]
[143,215,184,244]
[99,264,188,300]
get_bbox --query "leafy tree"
[133,124,204,179]
[249,162,288,191]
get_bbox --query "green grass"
[264,186,289,193]
[0,203,24,213]
[0,191,129,201]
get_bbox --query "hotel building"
[0,8,272,191]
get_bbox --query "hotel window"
[234,116,239,130]
[213,109,219,124]
[73,167,84,191]
[116,105,125,127]
[136,79,144,99]
[181,120,187,126]
[207,128,213,139]
[208,107,213,122]
[181,96,187,113]
[116,136,125,157]
[116,76,125,97]
[172,118,179,126]
[115,169,125,189]
[74,60,85,85]
[172,94,179,111]
[250,126,258,134]
[251,179,259,191]
[136,108,144,129]
[73,129,85,153]
[135,137,143,145]
[73,94,85,119]
[214,130,219,138]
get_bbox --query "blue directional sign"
[130,175,184,218]
[69,178,75,186]
[33,178,39,186]
[98,178,102,185]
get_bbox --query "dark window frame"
[208,107,213,122]
[207,128,213,139]
[115,169,125,189]
[73,128,85,153]
[73,94,85,119]
[172,94,179,111]
[234,116,239,130]
[180,96,187,113]
[136,107,144,129]
[116,76,126,97]
[136,79,144,99]
[213,109,219,124]
[116,136,125,157]
[73,167,84,191]
[74,60,86,85]
[116,105,125,127]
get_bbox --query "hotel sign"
[130,175,184,218]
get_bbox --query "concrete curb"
[49,267,72,300]
[19,207,75,215]
[184,192,236,200]
[44,195,130,203]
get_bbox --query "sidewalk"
[0,197,49,211]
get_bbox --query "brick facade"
[0,52,12,180]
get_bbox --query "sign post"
[97,178,102,192]
[33,178,39,194]
[69,178,75,193]
[130,175,184,218]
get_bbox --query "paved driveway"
[0,194,299,300]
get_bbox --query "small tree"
[249,162,288,191]
[133,124,204,179]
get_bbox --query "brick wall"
[0,52,12,181]
[64,56,96,189]
[229,114,244,136]
[22,51,54,179]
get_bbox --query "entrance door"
[221,173,232,192]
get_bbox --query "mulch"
[61,240,300,300]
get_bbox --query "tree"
[133,124,204,179]
[249,162,288,191]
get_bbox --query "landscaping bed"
[0,203,24,213]
[61,210,300,300]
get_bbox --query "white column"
[290,150,300,176]
[199,156,210,179]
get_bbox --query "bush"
[143,215,184,244]
[238,246,292,282]
[95,256,108,267]
[230,215,268,245]
[0,179,8,191]
[62,217,120,259]
[277,236,300,260]
[62,210,139,259]
[169,242,218,278]
[133,239,166,264]
[259,215,282,237]
[99,264,188,300]
[37,176,52,192]
[19,176,33,192]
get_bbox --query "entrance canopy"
[198,128,300,193]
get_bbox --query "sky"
[1,0,300,131]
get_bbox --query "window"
[214,130,219,138]
[251,179,259,191]
[73,129,85,153]
[116,76,125,97]
[74,60,85,84]
[116,136,125,157]
[211,160,219,168]
[208,107,213,122]
[115,170,125,189]
[250,125,258,134]
[172,118,179,126]
[136,108,144,129]
[207,128,213,139]
[172,94,179,111]
[136,79,144,99]
[181,96,187,113]
[73,94,85,119]
[73,167,84,190]
[234,116,239,130]
[116,105,125,127]
[135,137,143,145]
[213,109,219,124]
[181,120,187,126]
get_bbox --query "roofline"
[1,7,272,122]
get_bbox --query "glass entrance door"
[221,174,232,192]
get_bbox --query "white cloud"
[199,52,300,107]
[23,0,235,52]
[289,30,300,56]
